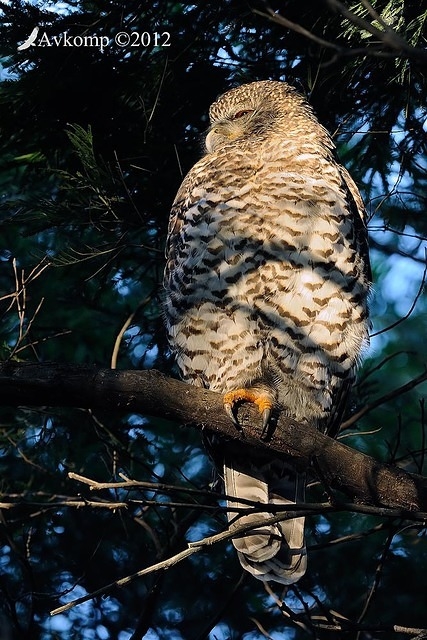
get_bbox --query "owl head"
[205,80,331,154]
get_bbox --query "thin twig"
[360,351,416,382]
[356,528,396,635]
[6,258,51,358]
[370,256,427,337]
[51,510,312,616]
[264,582,313,635]
[309,521,391,551]
[69,471,218,499]
[193,573,246,640]
[50,545,198,616]
[249,617,275,639]
[341,368,427,429]
[111,311,136,369]
[111,297,153,369]
[254,6,339,50]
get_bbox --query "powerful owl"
[163,80,370,584]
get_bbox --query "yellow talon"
[223,388,274,428]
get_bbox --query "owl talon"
[223,388,275,429]
[261,407,272,430]
[224,401,241,429]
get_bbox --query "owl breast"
[164,139,369,427]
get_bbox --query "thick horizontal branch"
[0,361,426,512]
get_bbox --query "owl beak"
[206,123,241,152]
[205,128,218,152]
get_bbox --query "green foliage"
[0,1,427,638]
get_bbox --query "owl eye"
[230,109,254,120]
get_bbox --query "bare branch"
[1,362,427,513]
[110,296,152,369]
[50,507,331,616]
[68,471,214,496]
[357,528,395,626]
[370,257,427,337]
[341,367,427,429]
[254,6,340,51]
[50,544,198,616]
[255,1,427,64]
[267,581,427,637]
[0,499,128,510]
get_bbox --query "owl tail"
[223,456,307,585]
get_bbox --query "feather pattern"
[164,81,370,583]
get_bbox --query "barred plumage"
[164,80,370,584]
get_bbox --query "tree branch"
[1,361,427,511]
[256,1,427,64]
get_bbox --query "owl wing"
[322,165,371,438]
[164,158,210,277]
[339,165,372,283]
[164,176,192,277]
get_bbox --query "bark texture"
[0,361,426,511]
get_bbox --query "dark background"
[0,1,427,638]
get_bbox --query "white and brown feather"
[163,80,370,583]
[164,80,370,430]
